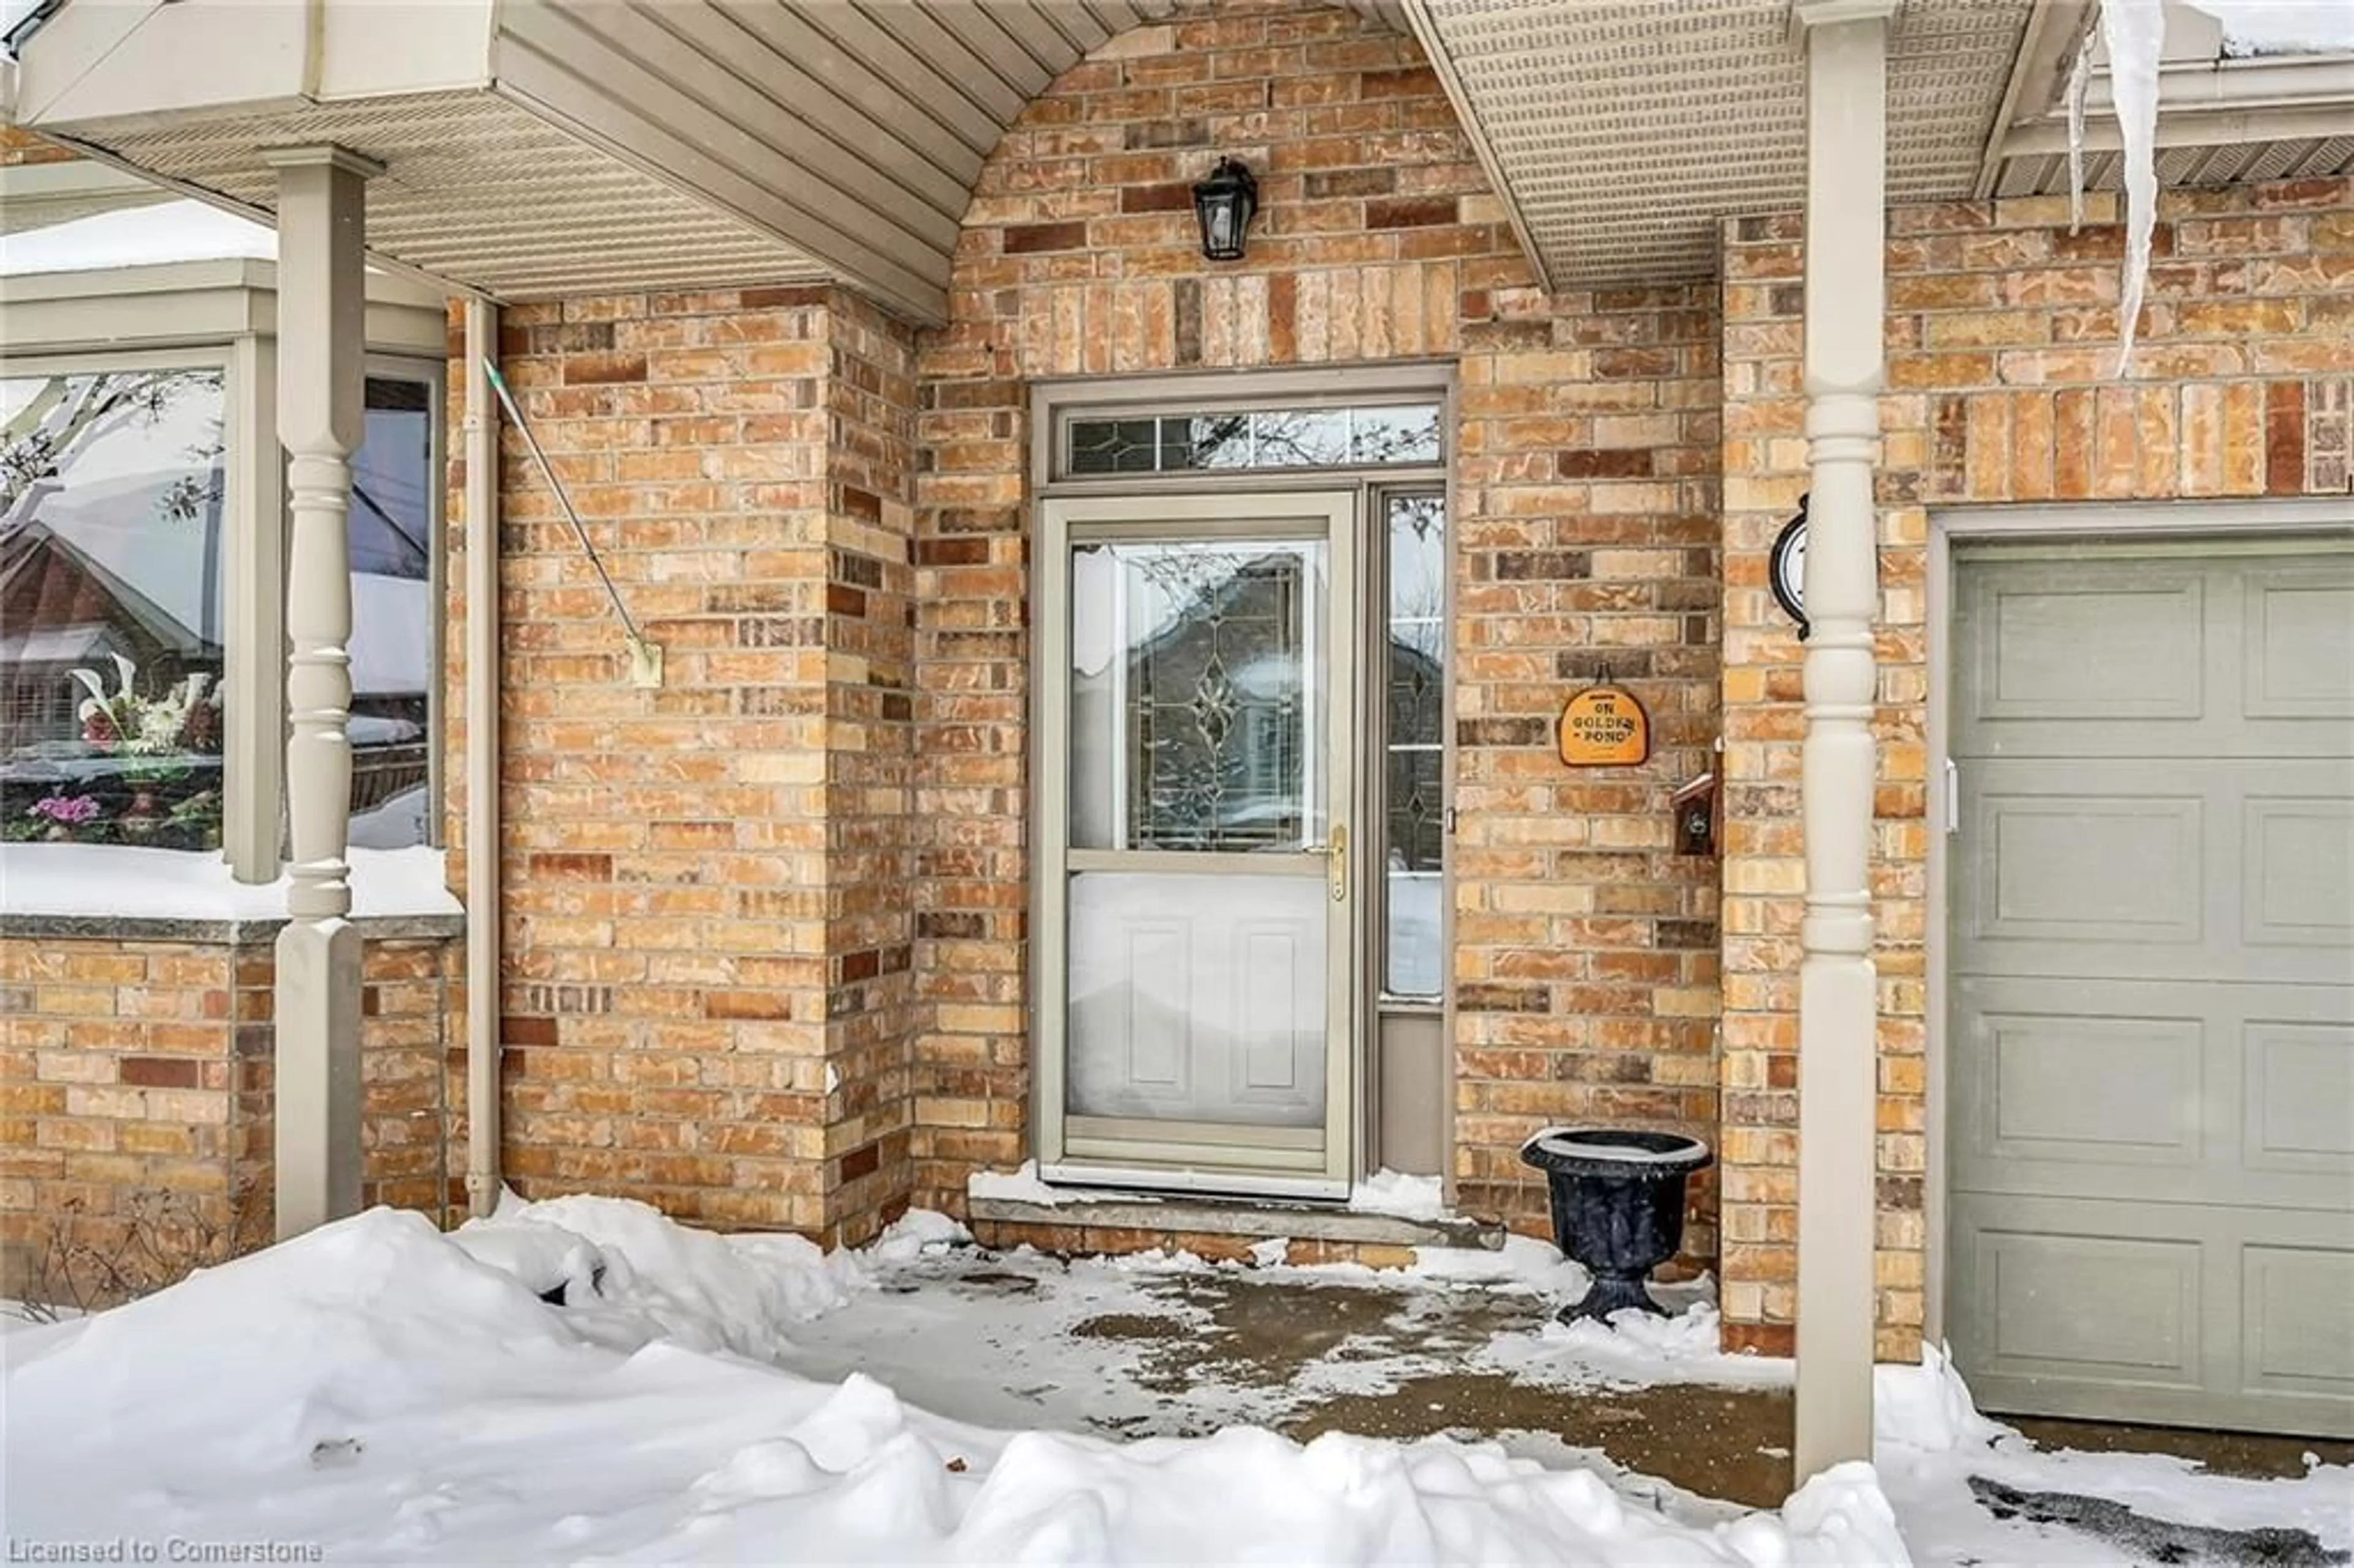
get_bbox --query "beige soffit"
[486,0,1409,318]
[1404,0,2035,289]
[1979,0,2354,198]
[53,92,833,303]
[23,0,1406,319]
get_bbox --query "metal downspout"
[462,297,503,1220]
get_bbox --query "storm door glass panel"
[1066,537,1333,1128]
[1070,541,1324,852]
[1384,494,1446,998]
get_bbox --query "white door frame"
[1922,495,2354,1347]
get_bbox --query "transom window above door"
[1062,402,1443,478]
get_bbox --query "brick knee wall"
[912,1,1725,1263]
[1,932,459,1307]
[1716,176,2354,1361]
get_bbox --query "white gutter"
[462,295,503,1222]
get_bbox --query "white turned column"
[265,145,381,1240]
[1790,0,1895,1479]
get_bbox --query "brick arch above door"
[907,2,1729,1251]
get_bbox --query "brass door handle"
[1328,823,1347,903]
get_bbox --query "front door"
[1037,491,1358,1193]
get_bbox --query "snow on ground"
[5,1197,2347,1566]
[2,1201,1903,1565]
[1873,1351,2352,1566]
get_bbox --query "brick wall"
[479,286,919,1243]
[1716,175,2354,1359]
[0,126,75,166]
[913,1,1725,1250]
[818,293,921,1247]
[0,931,459,1306]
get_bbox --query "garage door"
[1947,538,2354,1439]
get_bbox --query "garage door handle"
[1945,757,1960,834]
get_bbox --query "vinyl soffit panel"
[1415,0,2034,286]
[1995,136,2354,196]
[66,91,828,302]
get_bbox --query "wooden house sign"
[1558,684,1650,766]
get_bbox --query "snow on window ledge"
[0,842,462,934]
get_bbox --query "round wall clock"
[1769,495,1809,640]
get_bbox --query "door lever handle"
[1328,823,1347,903]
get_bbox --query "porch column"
[264,145,381,1240]
[1790,0,1895,1479]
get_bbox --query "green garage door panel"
[1948,541,2354,1439]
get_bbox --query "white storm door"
[1038,490,1358,1193]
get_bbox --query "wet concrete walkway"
[1091,1268,1798,1507]
[780,1244,2352,1521]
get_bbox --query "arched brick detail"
[909,0,1727,1261]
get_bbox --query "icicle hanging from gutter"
[2095,0,2166,374]
[2063,15,2097,234]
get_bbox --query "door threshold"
[1037,1161,1347,1204]
[972,1183,1504,1254]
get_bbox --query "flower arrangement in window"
[3,655,223,846]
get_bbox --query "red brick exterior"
[473,286,919,1246]
[0,934,459,1304]
[0,126,75,166]
[1716,177,2354,1360]
[911,2,1725,1254]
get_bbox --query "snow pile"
[0,200,276,276]
[1560,1300,1738,1364]
[1413,1230,1594,1298]
[449,1192,867,1359]
[1873,1343,2005,1455]
[2192,0,2354,54]
[967,1158,1073,1205]
[1348,1167,1449,1220]
[1479,1301,1797,1395]
[965,1160,1165,1208]
[0,1205,1919,1564]
[0,841,460,921]
[867,1206,975,1263]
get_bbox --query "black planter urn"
[1519,1127,1713,1324]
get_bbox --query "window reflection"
[0,368,229,849]
[1385,493,1446,998]
[1070,540,1325,853]
[1068,404,1441,476]
[0,368,438,853]
[347,376,435,850]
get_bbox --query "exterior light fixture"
[1191,156,1259,262]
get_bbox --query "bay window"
[0,238,448,888]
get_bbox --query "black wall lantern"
[1191,156,1259,262]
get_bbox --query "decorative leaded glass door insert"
[1039,492,1357,1190]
